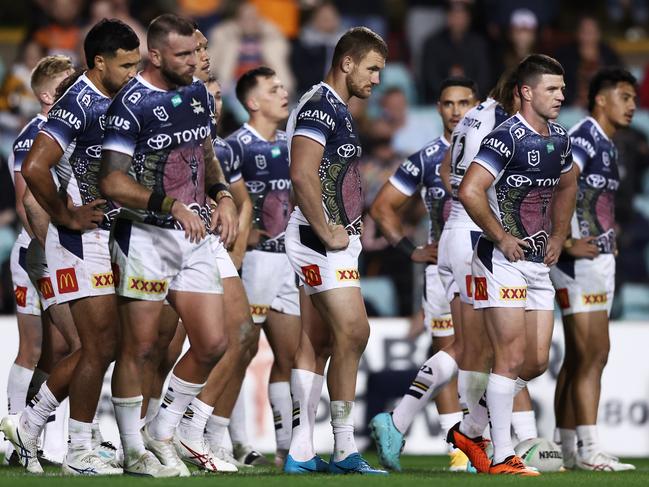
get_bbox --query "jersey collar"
[514,112,550,136]
[135,73,166,92]
[586,116,611,141]
[244,122,274,142]
[320,82,346,105]
[80,73,109,98]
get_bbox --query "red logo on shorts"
[56,268,79,294]
[465,275,473,297]
[474,277,488,301]
[37,278,55,299]
[14,286,27,307]
[301,265,322,287]
[111,263,121,287]
[556,288,570,309]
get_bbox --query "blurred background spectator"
[0,0,647,317]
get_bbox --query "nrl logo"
[153,106,169,122]
[191,98,204,114]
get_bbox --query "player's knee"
[194,334,228,367]
[587,344,609,371]
[336,324,369,355]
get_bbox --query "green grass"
[0,454,648,486]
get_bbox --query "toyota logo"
[85,145,102,158]
[586,174,606,189]
[246,180,266,194]
[429,187,446,200]
[337,144,356,158]
[506,174,532,187]
[147,134,172,150]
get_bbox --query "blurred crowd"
[0,0,648,316]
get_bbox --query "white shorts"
[242,250,300,323]
[285,221,361,296]
[549,253,615,316]
[10,232,40,316]
[471,237,555,311]
[45,224,114,304]
[438,227,482,304]
[25,239,57,311]
[422,264,453,337]
[111,220,222,301]
[210,235,239,279]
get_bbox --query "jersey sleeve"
[561,135,574,174]
[569,126,595,172]
[207,92,218,140]
[472,128,515,178]
[227,137,244,184]
[11,131,34,172]
[292,92,337,146]
[102,92,141,157]
[41,94,86,152]
[389,152,424,196]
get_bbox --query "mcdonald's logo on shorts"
[111,263,121,287]
[465,275,473,297]
[14,286,27,307]
[336,268,359,282]
[56,268,79,294]
[499,287,527,300]
[92,272,114,289]
[474,277,488,301]
[556,288,570,309]
[301,264,322,287]
[37,278,55,299]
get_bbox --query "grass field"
[1,454,649,486]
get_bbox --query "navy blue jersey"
[102,75,213,229]
[10,114,47,173]
[472,113,573,263]
[569,117,619,253]
[287,82,363,235]
[389,136,451,244]
[228,123,290,252]
[41,74,111,215]
[213,135,239,184]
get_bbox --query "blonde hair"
[30,55,73,95]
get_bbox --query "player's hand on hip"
[211,197,238,248]
[544,235,565,266]
[172,202,206,243]
[412,243,438,264]
[496,233,529,262]
[63,198,106,230]
[566,236,600,259]
[324,224,349,251]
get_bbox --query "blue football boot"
[369,412,404,471]
[284,454,329,474]
[329,453,388,475]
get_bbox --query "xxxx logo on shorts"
[14,286,27,307]
[431,318,453,330]
[582,293,607,305]
[336,268,359,282]
[56,268,79,294]
[128,277,167,294]
[250,305,269,317]
[556,288,570,309]
[37,278,55,299]
[465,275,473,297]
[499,287,527,300]
[474,277,488,301]
[301,265,322,287]
[111,263,121,287]
[92,272,114,289]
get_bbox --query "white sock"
[145,397,161,425]
[7,364,33,414]
[558,428,576,459]
[205,415,230,449]
[392,351,458,434]
[439,411,464,453]
[113,395,146,457]
[458,370,489,438]
[178,397,214,442]
[229,390,248,447]
[148,374,204,441]
[42,398,67,463]
[268,381,292,451]
[576,425,599,458]
[331,400,357,462]
[486,374,516,464]
[91,410,103,446]
[68,419,93,451]
[288,369,324,462]
[512,410,537,442]
[21,382,59,438]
